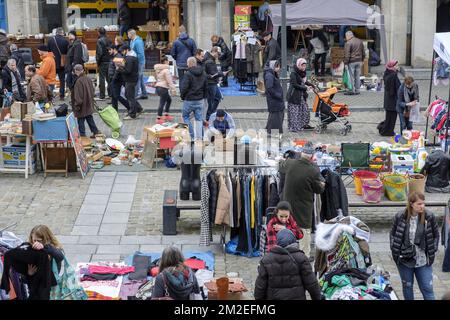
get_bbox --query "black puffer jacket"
[66,39,84,72]
[254,244,322,300]
[390,209,440,266]
[118,51,139,83]
[420,149,450,189]
[180,66,208,101]
[264,68,284,113]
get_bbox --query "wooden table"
[0,133,33,179]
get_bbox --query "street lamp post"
[280,0,288,98]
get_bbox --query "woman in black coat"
[389,191,439,300]
[264,60,285,135]
[287,58,314,132]
[254,229,322,300]
[379,60,401,136]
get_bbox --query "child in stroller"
[312,86,352,136]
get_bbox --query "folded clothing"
[184,257,206,271]
[81,273,118,281]
[87,265,135,275]
[128,254,151,281]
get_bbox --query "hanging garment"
[226,172,234,228]
[207,170,219,224]
[320,169,349,222]
[245,42,263,74]
[236,172,241,228]
[215,172,231,226]
[1,243,55,300]
[251,175,256,229]
[200,174,212,246]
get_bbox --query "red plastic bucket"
[353,170,378,195]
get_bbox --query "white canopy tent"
[269,0,388,62]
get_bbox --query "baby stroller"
[312,86,352,136]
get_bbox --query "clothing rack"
[232,32,258,92]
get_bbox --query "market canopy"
[434,32,450,66]
[270,0,388,61]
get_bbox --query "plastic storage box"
[32,117,68,142]
[2,144,36,174]
[391,154,414,174]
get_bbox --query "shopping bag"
[343,66,353,91]
[409,102,422,123]
[50,257,88,300]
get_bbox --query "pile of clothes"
[314,216,395,300]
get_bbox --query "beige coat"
[214,172,231,226]
[154,64,175,90]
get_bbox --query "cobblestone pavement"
[1,110,449,300]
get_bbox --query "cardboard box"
[11,102,35,120]
[234,15,250,22]
[391,154,414,174]
[234,21,250,30]
[235,5,251,15]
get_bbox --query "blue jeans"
[398,111,413,134]
[206,84,220,121]
[135,64,147,97]
[119,24,129,38]
[397,263,435,300]
[182,100,204,140]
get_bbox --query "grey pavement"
[1,109,449,300]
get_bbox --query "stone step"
[400,66,432,80]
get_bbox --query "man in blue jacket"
[170,25,197,83]
[128,29,148,100]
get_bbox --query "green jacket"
[279,158,325,229]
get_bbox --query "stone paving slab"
[105,202,132,213]
[77,235,121,245]
[91,255,122,262]
[87,185,113,195]
[111,184,136,193]
[78,204,107,215]
[98,224,127,236]
[97,244,140,254]
[71,226,100,236]
[120,236,162,245]
[62,244,98,254]
[102,213,131,224]
[74,214,104,226]
[109,193,135,203]
[83,195,110,205]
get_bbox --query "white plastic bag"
[409,102,422,123]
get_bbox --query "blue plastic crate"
[32,117,68,142]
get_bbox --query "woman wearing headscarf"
[264,60,285,135]
[287,58,314,132]
[378,60,401,136]
[396,75,419,134]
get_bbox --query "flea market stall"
[425,32,450,153]
[270,0,388,90]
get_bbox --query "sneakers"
[303,125,315,130]
[94,97,106,101]
[137,108,144,117]
[344,91,355,96]
[164,113,174,121]
[123,115,136,120]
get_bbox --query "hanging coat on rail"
[320,169,349,222]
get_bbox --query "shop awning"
[434,32,450,66]
[270,0,388,61]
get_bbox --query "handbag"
[53,37,67,67]
[50,257,88,300]
[151,273,174,300]
[55,103,68,117]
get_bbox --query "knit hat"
[276,229,297,248]
[37,45,49,52]
[69,30,77,37]
[386,60,398,71]
[216,109,225,117]
[302,142,315,155]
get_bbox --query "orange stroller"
[312,87,352,135]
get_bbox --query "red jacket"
[266,216,303,253]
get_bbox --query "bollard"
[163,190,178,235]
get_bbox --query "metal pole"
[446,85,450,153]
[216,0,222,36]
[281,0,288,98]
[425,51,436,143]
